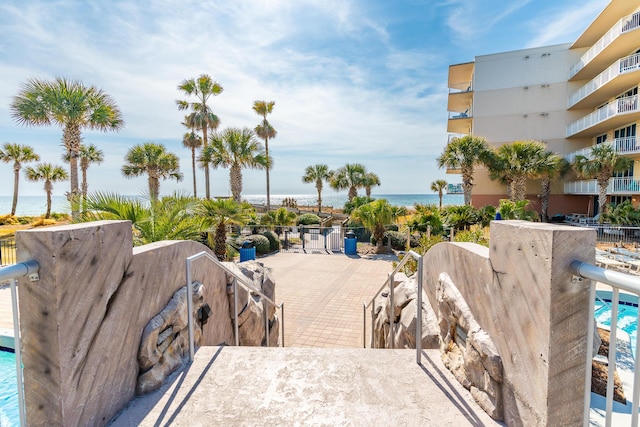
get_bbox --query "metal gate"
[282,226,343,254]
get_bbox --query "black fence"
[0,238,16,266]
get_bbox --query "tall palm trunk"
[374,224,386,253]
[202,125,210,199]
[540,178,551,222]
[348,186,357,201]
[191,147,197,197]
[316,182,322,213]
[63,123,82,218]
[438,190,443,209]
[11,163,20,216]
[265,137,271,210]
[214,222,227,260]
[149,175,160,202]
[597,177,609,219]
[366,186,372,198]
[230,165,242,202]
[462,167,473,206]
[45,181,53,219]
[512,175,527,201]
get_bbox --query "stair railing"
[362,250,424,364]
[185,251,285,362]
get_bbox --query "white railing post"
[416,256,423,365]
[11,277,26,427]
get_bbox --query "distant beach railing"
[0,238,16,266]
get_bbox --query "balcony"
[448,62,474,92]
[568,52,640,109]
[565,137,640,163]
[566,95,640,137]
[564,176,640,195]
[569,11,640,80]
[447,110,472,134]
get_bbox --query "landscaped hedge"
[237,234,271,254]
[297,213,321,225]
[371,230,419,250]
[262,230,280,251]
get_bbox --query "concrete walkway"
[110,346,502,426]
[258,251,396,348]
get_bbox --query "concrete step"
[110,346,502,426]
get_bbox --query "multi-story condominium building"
[446,0,640,216]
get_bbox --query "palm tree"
[330,163,366,201]
[202,127,269,202]
[437,135,490,206]
[362,172,381,198]
[484,149,514,201]
[122,142,183,202]
[182,125,203,197]
[536,152,570,222]
[63,143,104,212]
[201,198,253,261]
[176,75,223,199]
[430,179,448,209]
[0,143,40,215]
[352,199,394,253]
[10,77,123,218]
[492,140,547,201]
[573,143,633,219]
[302,164,334,212]
[24,163,68,218]
[81,192,204,245]
[253,100,277,210]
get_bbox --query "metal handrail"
[570,260,640,427]
[1,260,40,427]
[185,251,285,362]
[363,250,424,364]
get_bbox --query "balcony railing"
[448,82,472,93]
[448,110,471,120]
[568,52,640,108]
[565,137,639,163]
[564,176,640,194]
[567,95,639,137]
[570,12,640,78]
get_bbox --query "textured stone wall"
[16,221,234,427]
[422,220,594,426]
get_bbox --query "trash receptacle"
[344,230,357,255]
[239,240,256,262]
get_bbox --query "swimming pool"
[594,292,638,357]
[0,348,19,426]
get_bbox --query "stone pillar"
[423,220,595,426]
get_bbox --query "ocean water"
[0,193,463,216]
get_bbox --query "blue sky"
[0,0,608,198]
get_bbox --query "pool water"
[0,349,19,426]
[594,299,638,357]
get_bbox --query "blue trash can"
[239,241,256,262]
[344,230,357,255]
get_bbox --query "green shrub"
[262,230,280,251]
[343,196,373,215]
[454,228,489,246]
[297,213,321,225]
[238,234,271,254]
[226,245,239,261]
[409,204,444,234]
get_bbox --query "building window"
[596,134,607,144]
[615,124,637,139]
[610,196,631,206]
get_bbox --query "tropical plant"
[302,164,333,212]
[441,204,480,231]
[237,234,271,254]
[363,172,381,198]
[122,142,183,202]
[605,200,640,225]
[11,77,123,218]
[351,199,395,253]
[182,120,203,197]
[454,227,489,247]
[430,179,448,209]
[497,199,538,221]
[24,163,68,218]
[253,100,277,210]
[343,195,374,215]
[330,163,366,201]
[535,152,570,222]
[81,192,203,245]
[489,140,547,201]
[260,207,297,232]
[64,143,104,212]
[437,135,490,205]
[262,230,280,251]
[573,144,632,220]
[176,74,223,199]
[202,127,268,202]
[201,198,253,261]
[0,143,40,215]
[408,203,444,234]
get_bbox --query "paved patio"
[258,251,396,348]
